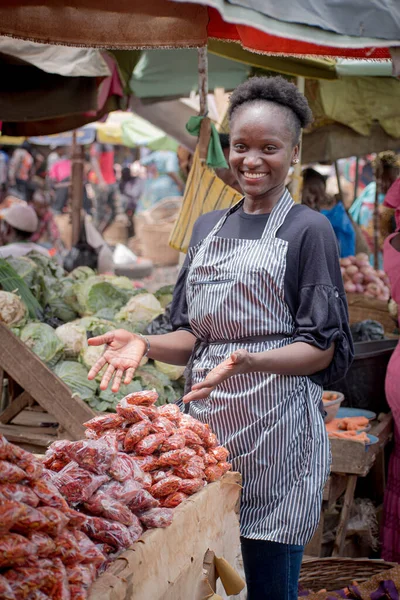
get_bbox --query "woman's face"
[229,102,298,203]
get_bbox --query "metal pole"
[71,131,84,246]
[373,157,382,270]
[291,76,305,203]
[334,160,343,202]
[353,156,360,204]
[198,46,208,117]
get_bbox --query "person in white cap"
[0,203,50,258]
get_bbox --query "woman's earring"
[292,158,299,164]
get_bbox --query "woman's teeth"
[242,172,266,179]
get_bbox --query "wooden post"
[198,46,208,117]
[353,156,360,203]
[291,76,305,203]
[334,160,343,202]
[71,130,84,246]
[374,156,382,270]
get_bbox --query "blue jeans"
[241,537,304,600]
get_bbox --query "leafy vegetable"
[69,266,96,281]
[77,317,114,337]
[80,344,105,373]
[154,361,185,381]
[154,285,174,309]
[42,277,79,323]
[55,323,87,358]
[20,322,64,367]
[75,276,135,316]
[53,361,97,401]
[26,251,64,280]
[0,291,27,327]
[6,256,42,299]
[116,293,163,333]
[0,258,43,320]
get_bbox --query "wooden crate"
[346,293,396,334]
[0,323,95,452]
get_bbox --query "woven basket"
[346,293,397,335]
[299,557,396,595]
[134,197,182,266]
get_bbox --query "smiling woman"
[87,77,354,600]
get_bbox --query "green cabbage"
[77,317,114,337]
[69,266,96,281]
[154,360,185,381]
[6,256,42,299]
[154,285,174,309]
[116,293,163,333]
[75,276,135,316]
[0,291,27,327]
[55,323,87,358]
[20,322,64,367]
[26,251,64,280]
[53,361,97,401]
[42,277,79,323]
[80,344,105,377]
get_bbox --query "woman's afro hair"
[228,76,313,137]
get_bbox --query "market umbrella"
[0,0,399,58]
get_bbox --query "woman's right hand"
[87,329,147,392]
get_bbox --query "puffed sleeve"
[292,214,354,386]
[170,253,192,332]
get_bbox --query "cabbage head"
[42,277,79,323]
[70,266,96,281]
[53,361,97,401]
[75,276,135,316]
[55,323,87,358]
[154,285,174,309]
[6,256,42,299]
[20,322,64,367]
[26,251,64,279]
[77,317,114,337]
[80,344,105,373]
[0,291,27,327]
[154,360,185,381]
[116,293,163,333]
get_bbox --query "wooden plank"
[332,475,357,557]
[0,391,31,424]
[0,323,95,438]
[12,409,58,428]
[0,423,57,447]
[330,438,375,476]
[323,474,348,507]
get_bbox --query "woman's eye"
[265,145,276,152]
[233,144,246,151]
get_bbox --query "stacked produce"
[0,253,183,411]
[43,390,231,560]
[340,253,390,301]
[0,434,105,600]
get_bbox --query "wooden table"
[305,412,393,557]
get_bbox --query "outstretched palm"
[87,329,147,392]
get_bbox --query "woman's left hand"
[183,349,251,404]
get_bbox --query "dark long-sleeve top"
[171,202,354,387]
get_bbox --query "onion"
[341,258,352,267]
[355,258,370,268]
[346,265,359,276]
[366,283,380,296]
[378,293,389,302]
[355,283,365,294]
[364,273,380,285]
[352,272,364,284]
[344,281,357,293]
[360,266,374,275]
[356,252,369,263]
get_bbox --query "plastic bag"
[203,432,219,449]
[128,518,144,544]
[63,221,99,273]
[151,470,169,484]
[128,490,159,513]
[0,484,39,508]
[67,440,116,475]
[139,406,158,420]
[350,319,385,342]
[67,564,96,587]
[124,420,152,452]
[4,566,55,599]
[131,455,159,473]
[157,448,196,468]
[44,440,73,465]
[174,461,205,480]
[141,472,152,490]
[98,431,119,452]
[37,506,70,537]
[0,434,11,460]
[65,509,88,529]
[139,508,174,529]
[157,404,181,423]
[0,499,28,535]
[179,428,203,448]
[45,558,71,600]
[116,401,150,423]
[84,494,135,527]
[194,446,206,457]
[122,390,158,407]
[150,417,176,436]
[100,479,143,505]
[108,453,133,482]
[178,478,205,495]
[8,445,43,480]
[0,461,27,483]
[30,480,69,511]
[28,532,56,558]
[204,462,231,482]
[210,447,229,462]
[162,492,188,508]
[178,415,210,441]
[150,476,182,498]
[11,506,50,535]
[81,516,132,549]
[161,433,185,452]
[72,530,105,567]
[83,414,125,433]
[55,462,109,504]
[135,433,167,456]
[0,575,16,600]
[204,453,218,466]
[0,533,37,568]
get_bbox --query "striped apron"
[185,191,331,545]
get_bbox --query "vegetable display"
[340,253,390,301]
[0,252,185,412]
